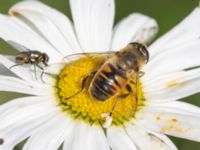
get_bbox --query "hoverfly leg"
[126,84,133,93]
[117,83,134,99]
[135,73,140,103]
[64,76,88,100]
[129,80,135,85]
[102,96,118,128]
[138,71,145,77]
[117,93,130,99]
[106,84,133,118]
[65,71,97,100]
[110,96,118,116]
[135,71,144,102]
[57,75,89,106]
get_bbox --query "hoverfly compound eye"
[128,42,139,48]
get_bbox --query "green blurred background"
[0,0,200,149]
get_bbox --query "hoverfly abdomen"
[89,63,127,101]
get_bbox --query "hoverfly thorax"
[118,50,139,71]
[116,42,148,73]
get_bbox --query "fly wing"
[7,40,30,52]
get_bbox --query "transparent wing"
[7,40,30,52]
[62,51,116,63]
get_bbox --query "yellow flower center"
[55,55,144,126]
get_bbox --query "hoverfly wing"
[7,40,30,52]
[63,51,116,63]
[62,53,87,63]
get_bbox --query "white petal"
[0,112,57,150]
[70,0,115,51]
[143,39,200,78]
[144,101,200,117]
[112,13,158,50]
[23,113,71,150]
[145,130,178,150]
[10,1,81,54]
[0,64,13,76]
[0,96,59,149]
[9,2,80,56]
[0,96,57,129]
[0,75,52,95]
[107,126,137,150]
[0,15,62,63]
[63,122,110,150]
[125,123,177,150]
[0,96,50,118]
[149,7,200,57]
[142,68,200,102]
[62,121,76,150]
[136,101,200,142]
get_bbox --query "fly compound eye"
[43,53,49,65]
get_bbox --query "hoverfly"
[8,41,49,80]
[64,42,149,120]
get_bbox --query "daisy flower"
[0,0,200,150]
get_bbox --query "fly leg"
[35,64,47,83]
[33,64,38,80]
[9,63,24,70]
[35,63,45,81]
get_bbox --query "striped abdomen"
[89,63,128,101]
